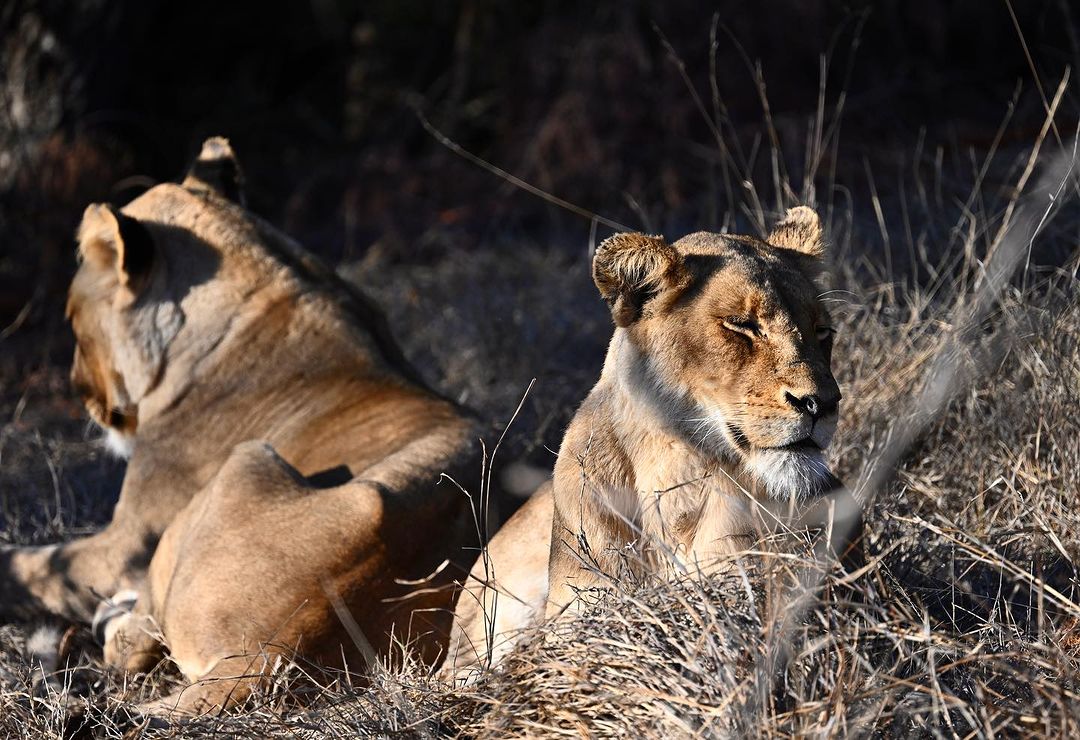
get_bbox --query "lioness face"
[653,239,840,499]
[68,269,136,449]
[67,203,166,458]
[594,207,841,499]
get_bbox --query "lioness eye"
[816,326,834,342]
[722,317,760,338]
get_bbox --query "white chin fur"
[745,449,830,501]
[103,428,134,459]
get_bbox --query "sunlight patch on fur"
[25,624,63,676]
[103,427,134,459]
[745,449,830,500]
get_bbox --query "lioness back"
[3,138,489,716]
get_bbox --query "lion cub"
[444,207,861,681]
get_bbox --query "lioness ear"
[593,233,688,327]
[768,206,825,258]
[77,204,155,294]
[182,136,245,206]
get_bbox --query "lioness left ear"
[182,136,246,206]
[593,232,688,327]
[77,204,155,295]
[767,206,825,258]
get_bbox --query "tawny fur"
[0,138,485,715]
[444,208,859,683]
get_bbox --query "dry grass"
[2,35,1080,740]
[2,209,1075,740]
[432,267,1080,738]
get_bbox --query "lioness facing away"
[444,207,861,681]
[0,138,485,713]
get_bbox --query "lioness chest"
[630,440,756,571]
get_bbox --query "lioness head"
[68,203,159,456]
[593,207,841,499]
[66,137,242,457]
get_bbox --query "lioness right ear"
[592,233,688,327]
[182,136,246,206]
[767,206,825,258]
[77,204,155,295]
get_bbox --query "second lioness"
[2,138,484,714]
[444,207,860,680]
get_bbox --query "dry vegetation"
[2,11,1080,739]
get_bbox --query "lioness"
[0,138,483,713]
[444,207,860,680]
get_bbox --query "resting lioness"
[444,207,861,681]
[0,138,484,713]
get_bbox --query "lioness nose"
[785,392,834,420]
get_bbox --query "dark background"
[1,0,1077,521]
[3,0,1076,315]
